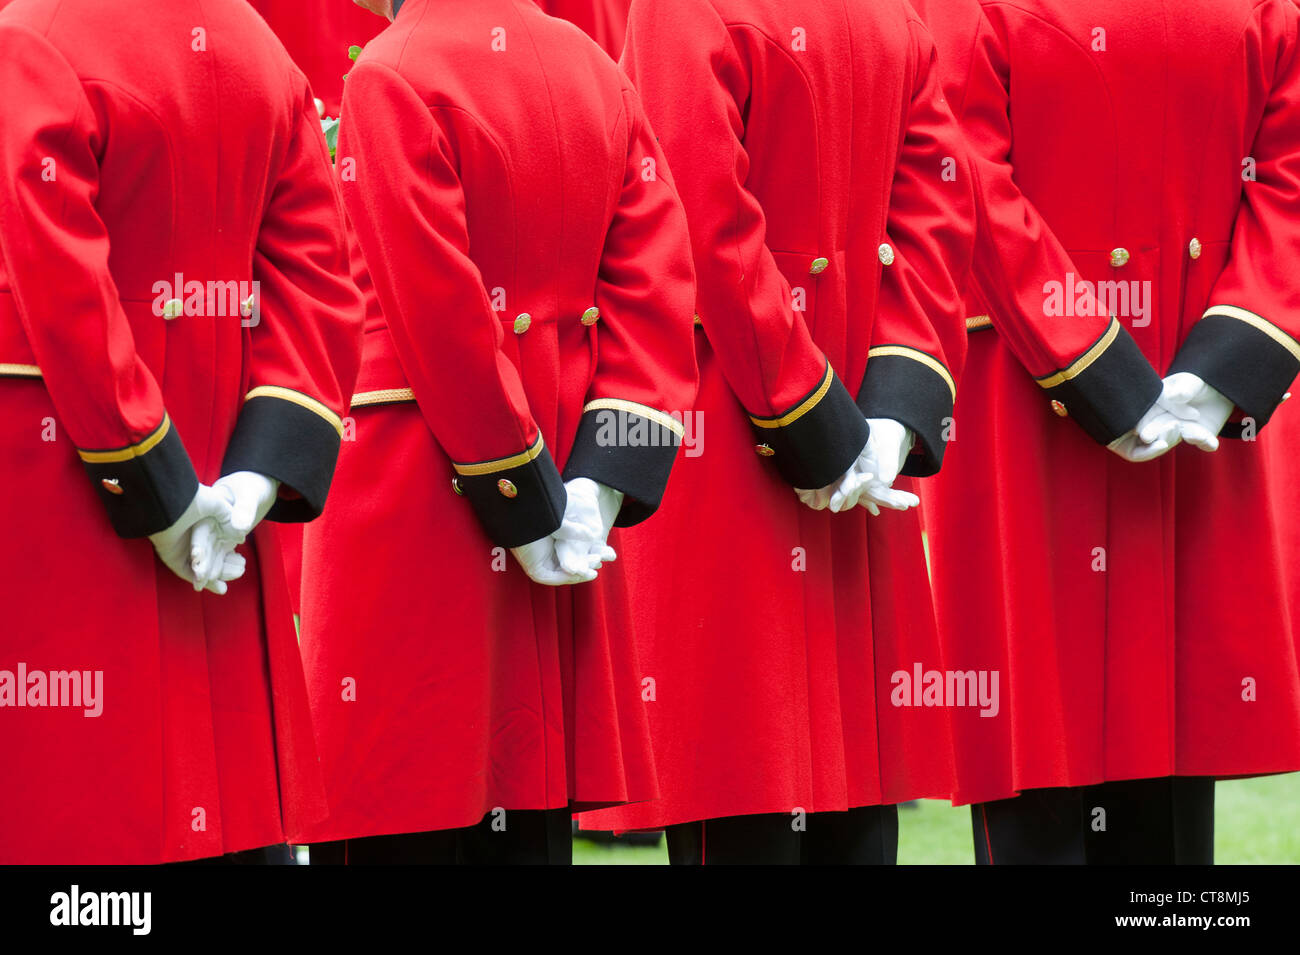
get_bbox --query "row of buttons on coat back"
[750,246,896,458]
[1108,240,1203,268]
[805,245,895,276]
[512,307,601,334]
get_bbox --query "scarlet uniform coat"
[248,1,384,116]
[914,0,1300,805]
[253,5,628,615]
[581,0,973,832]
[0,0,364,862]
[298,0,697,841]
[536,0,630,57]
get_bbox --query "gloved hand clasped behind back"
[796,417,919,515]
[511,477,625,587]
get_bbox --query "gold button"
[1051,400,1068,418]
[809,257,829,275]
[1110,248,1130,268]
[693,313,703,327]
[755,444,775,457]
[513,313,532,334]
[581,307,600,326]
[451,477,463,496]
[878,244,895,266]
[497,479,518,498]
[162,298,183,319]
[101,478,125,496]
[240,294,257,317]
[1189,238,1202,260]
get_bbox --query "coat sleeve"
[1169,2,1300,430]
[0,25,198,538]
[561,86,699,526]
[221,83,366,523]
[621,0,868,490]
[961,10,1162,445]
[337,60,565,548]
[857,17,973,476]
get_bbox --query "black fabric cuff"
[1168,309,1300,429]
[562,405,682,527]
[454,438,567,548]
[1036,320,1162,445]
[222,392,342,523]
[748,363,868,489]
[81,415,199,538]
[856,348,956,477]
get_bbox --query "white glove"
[212,471,280,540]
[1141,372,1234,452]
[796,439,872,513]
[795,419,919,516]
[511,535,596,586]
[1108,400,1183,463]
[149,484,247,594]
[189,471,279,590]
[855,418,920,516]
[553,477,624,577]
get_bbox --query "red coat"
[298,0,697,841]
[536,0,630,56]
[581,0,973,832]
[250,3,629,617]
[247,1,384,116]
[914,0,1300,805]
[0,0,364,862]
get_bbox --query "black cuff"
[856,346,956,477]
[562,402,682,527]
[1035,319,1162,445]
[222,389,343,523]
[748,362,868,489]
[454,436,566,548]
[1168,307,1300,429]
[80,415,199,538]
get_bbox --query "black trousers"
[972,776,1215,865]
[666,806,899,865]
[169,843,296,865]
[309,807,573,865]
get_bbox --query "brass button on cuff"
[497,479,518,498]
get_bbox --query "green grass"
[574,773,1300,864]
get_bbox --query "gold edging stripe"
[965,315,993,331]
[1204,305,1300,363]
[246,385,344,436]
[583,398,686,438]
[78,414,172,464]
[750,363,834,429]
[0,363,41,378]
[351,387,416,408]
[868,345,957,400]
[1034,318,1120,389]
[453,434,545,477]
